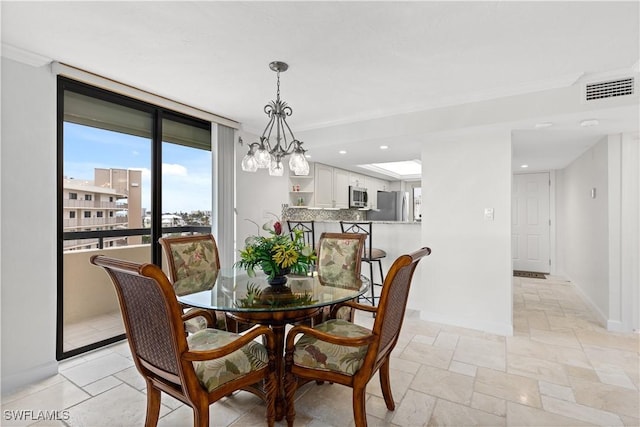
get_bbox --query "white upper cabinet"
[314,163,334,208]
[348,172,366,189]
[333,168,349,208]
[314,163,350,208]
[312,163,389,209]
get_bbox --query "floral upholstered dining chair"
[90,255,277,427]
[315,232,366,323]
[284,247,432,427]
[159,233,227,331]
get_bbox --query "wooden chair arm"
[182,309,216,328]
[329,300,377,319]
[285,324,375,354]
[182,325,275,362]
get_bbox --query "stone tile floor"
[2,275,638,426]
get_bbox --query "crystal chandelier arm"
[280,119,302,154]
[260,109,277,152]
[238,137,262,153]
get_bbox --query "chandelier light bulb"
[241,153,258,172]
[289,149,305,173]
[269,156,284,176]
[255,145,271,168]
[297,157,310,176]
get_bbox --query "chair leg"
[369,261,375,307]
[144,382,161,427]
[352,385,368,427]
[192,401,209,427]
[376,260,385,288]
[379,358,395,411]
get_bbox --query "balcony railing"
[63,200,119,209]
[61,225,211,356]
[62,225,211,250]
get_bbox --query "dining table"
[176,267,370,421]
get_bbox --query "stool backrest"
[287,220,316,248]
[340,221,374,260]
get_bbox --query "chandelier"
[240,61,310,176]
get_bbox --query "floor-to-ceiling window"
[57,77,211,359]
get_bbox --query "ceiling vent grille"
[585,77,634,101]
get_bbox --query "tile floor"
[2,275,639,426]
[62,312,125,352]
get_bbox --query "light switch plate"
[484,208,494,221]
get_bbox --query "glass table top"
[176,268,369,313]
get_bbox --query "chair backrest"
[316,232,366,287]
[287,220,315,248]
[339,221,374,260]
[90,255,189,382]
[370,247,431,360]
[159,233,220,296]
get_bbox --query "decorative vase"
[267,268,290,286]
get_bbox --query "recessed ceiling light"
[339,150,347,154]
[535,122,553,129]
[521,164,529,168]
[380,145,389,150]
[580,119,599,127]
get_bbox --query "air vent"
[585,77,634,101]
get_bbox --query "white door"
[512,172,550,273]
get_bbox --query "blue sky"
[64,122,212,213]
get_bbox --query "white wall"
[1,58,58,393]
[606,133,639,332]
[418,130,513,335]
[556,138,610,322]
[234,130,290,264]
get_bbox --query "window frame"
[57,76,212,360]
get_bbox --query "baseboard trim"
[419,310,514,336]
[607,319,625,332]
[566,277,609,329]
[1,360,58,395]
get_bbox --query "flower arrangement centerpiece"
[236,215,316,286]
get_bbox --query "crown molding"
[1,43,51,67]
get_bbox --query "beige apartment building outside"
[62,167,143,250]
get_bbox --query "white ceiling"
[2,1,639,177]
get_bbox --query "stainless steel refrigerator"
[368,191,409,221]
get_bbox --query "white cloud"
[162,163,188,176]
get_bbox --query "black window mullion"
[151,110,163,266]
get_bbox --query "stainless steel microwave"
[349,186,368,208]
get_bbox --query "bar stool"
[286,220,316,249]
[287,220,316,276]
[339,221,386,307]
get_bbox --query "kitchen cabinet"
[314,163,350,208]
[334,168,349,208]
[348,172,366,189]
[289,163,315,207]
[314,163,334,207]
